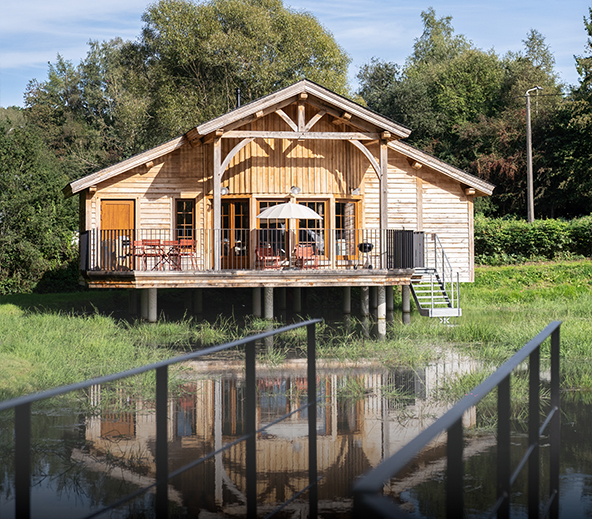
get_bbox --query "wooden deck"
[83,267,414,289]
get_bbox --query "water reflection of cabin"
[64,80,494,321]
[83,357,479,514]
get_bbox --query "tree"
[357,9,572,217]
[24,0,352,166]
[137,0,351,141]
[0,119,77,294]
[357,10,504,155]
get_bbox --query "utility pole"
[525,86,542,223]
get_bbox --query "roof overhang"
[189,79,411,143]
[64,136,187,198]
[64,79,493,198]
[389,140,495,196]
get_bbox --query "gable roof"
[190,79,412,140]
[64,79,494,197]
[63,136,187,198]
[389,140,495,196]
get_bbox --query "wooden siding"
[421,168,472,282]
[364,146,473,282]
[84,98,476,282]
[215,106,366,198]
[90,144,206,233]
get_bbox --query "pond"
[1,353,591,518]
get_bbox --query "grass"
[1,259,591,401]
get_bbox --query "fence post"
[447,418,464,518]
[245,340,257,519]
[15,402,31,519]
[497,375,511,519]
[156,366,169,519]
[307,322,318,519]
[550,328,561,519]
[528,348,540,518]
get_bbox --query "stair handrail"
[424,233,459,311]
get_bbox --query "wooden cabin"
[64,79,494,323]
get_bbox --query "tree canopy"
[357,9,576,217]
[4,2,592,293]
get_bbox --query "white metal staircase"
[410,233,461,322]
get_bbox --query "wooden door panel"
[100,200,135,270]
[101,200,134,230]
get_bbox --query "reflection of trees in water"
[0,406,158,514]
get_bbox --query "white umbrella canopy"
[256,202,322,220]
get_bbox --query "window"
[297,201,326,255]
[257,201,285,254]
[335,201,357,258]
[176,199,195,238]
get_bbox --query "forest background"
[1,0,592,294]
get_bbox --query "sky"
[1,0,591,108]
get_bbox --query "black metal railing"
[85,228,419,272]
[0,319,323,519]
[352,321,561,518]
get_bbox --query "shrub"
[475,215,591,265]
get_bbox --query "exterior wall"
[215,106,366,198]
[83,103,475,281]
[363,146,473,282]
[421,169,473,282]
[88,144,206,235]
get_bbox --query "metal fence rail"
[83,228,428,272]
[0,319,323,519]
[352,321,561,519]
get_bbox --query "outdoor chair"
[256,245,281,270]
[142,239,165,270]
[178,238,198,270]
[294,244,318,269]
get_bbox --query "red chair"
[256,245,281,270]
[295,244,318,269]
[178,238,198,270]
[142,239,165,270]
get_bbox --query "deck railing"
[0,319,323,519]
[83,228,422,272]
[352,321,561,518]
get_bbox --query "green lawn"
[1,259,591,400]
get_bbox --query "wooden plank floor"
[84,268,414,289]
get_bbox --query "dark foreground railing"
[0,319,323,519]
[353,321,561,519]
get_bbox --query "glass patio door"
[221,200,250,269]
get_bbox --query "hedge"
[474,215,592,265]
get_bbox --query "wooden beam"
[349,140,380,179]
[380,131,391,140]
[298,93,308,101]
[275,109,298,132]
[203,130,224,145]
[331,111,352,126]
[406,157,423,170]
[220,137,255,174]
[145,161,154,170]
[213,137,222,271]
[186,128,202,147]
[255,110,264,118]
[222,130,381,140]
[465,187,476,196]
[304,110,326,132]
[380,141,388,234]
[297,100,306,132]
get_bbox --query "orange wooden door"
[101,199,135,230]
[100,200,135,270]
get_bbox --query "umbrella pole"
[288,218,292,268]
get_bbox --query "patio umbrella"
[256,202,322,267]
[256,202,322,221]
